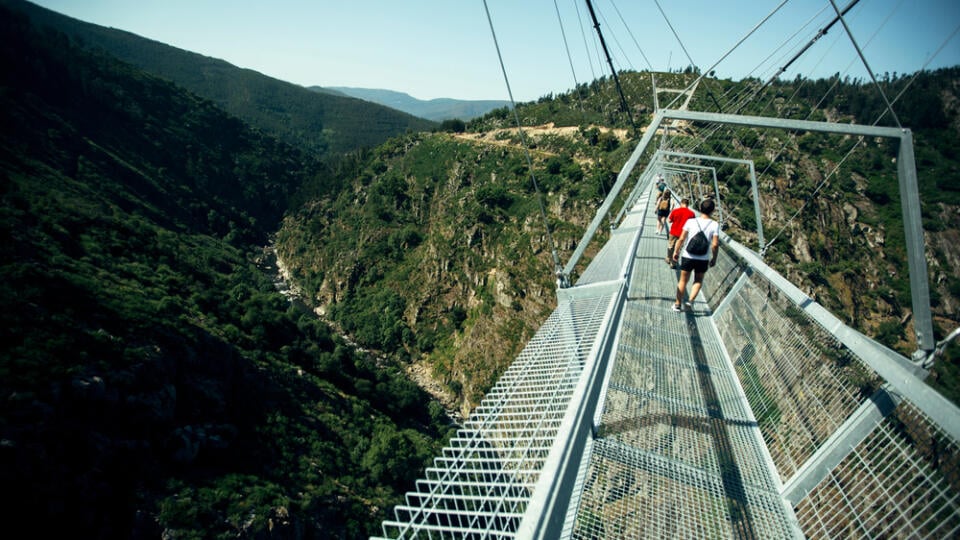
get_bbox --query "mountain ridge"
[1,0,437,158]
[316,86,511,122]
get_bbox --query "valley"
[1,0,958,537]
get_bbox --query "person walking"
[671,198,720,311]
[655,188,672,235]
[665,198,695,268]
[655,173,666,194]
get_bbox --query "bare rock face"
[843,202,859,230]
[929,206,960,317]
[790,224,814,264]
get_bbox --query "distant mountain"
[2,0,437,158]
[318,86,511,121]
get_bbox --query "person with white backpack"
[670,198,720,312]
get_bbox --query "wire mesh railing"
[714,271,883,483]
[794,399,960,538]
[374,280,622,539]
[709,245,960,539]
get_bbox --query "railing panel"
[707,240,960,538]
[375,291,616,539]
[713,270,882,483]
[795,399,960,538]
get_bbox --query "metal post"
[711,166,723,225]
[898,131,935,357]
[652,73,659,112]
[748,160,764,249]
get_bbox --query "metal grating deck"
[570,197,800,539]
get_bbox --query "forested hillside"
[278,67,960,417]
[0,8,451,539]
[2,0,437,158]
[277,126,629,414]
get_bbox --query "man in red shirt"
[666,198,695,268]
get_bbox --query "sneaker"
[684,301,693,309]
[672,303,682,312]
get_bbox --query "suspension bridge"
[372,1,960,536]
[371,107,960,538]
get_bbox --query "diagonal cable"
[553,0,585,111]
[607,0,654,71]
[658,0,790,112]
[482,0,564,283]
[827,0,903,128]
[761,17,960,252]
[744,0,861,110]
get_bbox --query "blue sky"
[29,0,960,102]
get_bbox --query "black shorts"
[657,209,669,218]
[679,257,709,273]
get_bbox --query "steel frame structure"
[653,162,720,221]
[566,109,933,357]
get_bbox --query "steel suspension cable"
[556,2,614,225]
[884,22,960,114]
[759,7,951,252]
[482,0,565,285]
[747,0,862,107]
[727,3,836,116]
[608,0,654,71]
[740,3,833,86]
[571,1,630,152]
[651,0,698,78]
[553,0,585,111]
[827,0,903,129]
[733,3,887,216]
[565,3,628,205]
[747,1,900,167]
[590,0,652,103]
[573,0,600,83]
[594,3,634,72]
[657,0,790,112]
[584,0,638,133]
[690,2,889,233]
[593,3,652,112]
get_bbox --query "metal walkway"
[374,112,960,539]
[571,192,799,538]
